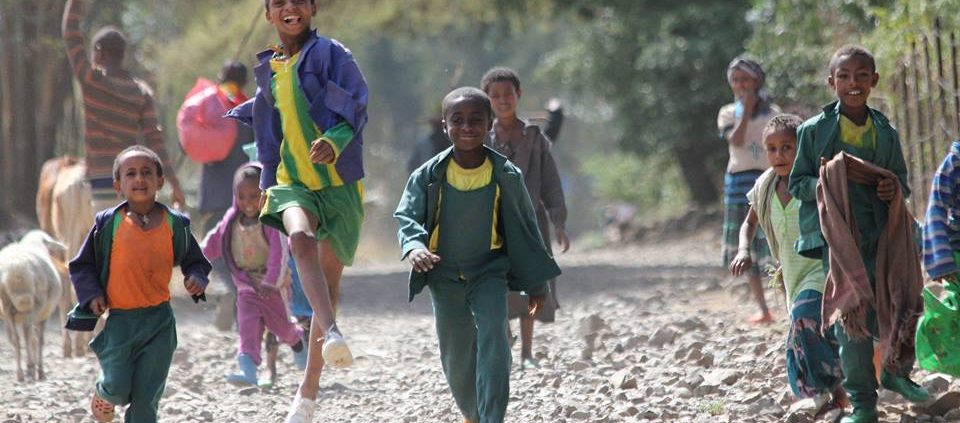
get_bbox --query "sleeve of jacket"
[789,122,819,202]
[68,222,105,310]
[538,134,567,231]
[924,151,960,279]
[263,226,284,287]
[505,170,554,296]
[200,217,228,262]
[180,219,212,291]
[394,167,430,260]
[887,129,912,199]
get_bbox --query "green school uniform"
[788,101,912,411]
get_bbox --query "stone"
[649,327,678,347]
[923,392,960,416]
[923,374,952,394]
[577,314,607,338]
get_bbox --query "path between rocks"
[2,230,959,422]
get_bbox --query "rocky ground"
[3,229,960,422]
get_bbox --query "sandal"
[90,393,115,422]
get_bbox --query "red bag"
[176,78,239,164]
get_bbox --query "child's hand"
[184,276,204,297]
[729,250,752,277]
[555,228,570,253]
[528,294,545,317]
[310,139,335,164]
[89,296,107,316]
[408,248,441,273]
[877,177,897,202]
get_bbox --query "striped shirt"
[923,141,960,279]
[63,0,174,180]
[270,52,354,191]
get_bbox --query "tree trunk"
[671,141,723,207]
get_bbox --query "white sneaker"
[285,395,316,423]
[321,328,354,368]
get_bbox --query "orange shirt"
[106,212,174,309]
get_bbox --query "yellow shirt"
[429,158,502,251]
[839,114,877,150]
[271,52,345,189]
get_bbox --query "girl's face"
[443,98,493,153]
[236,179,262,219]
[113,153,163,205]
[265,0,316,39]
[763,130,798,178]
[729,69,760,99]
[486,81,521,120]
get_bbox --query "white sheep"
[0,230,64,381]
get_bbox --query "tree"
[541,0,754,206]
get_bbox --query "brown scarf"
[817,152,923,373]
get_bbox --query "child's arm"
[538,135,569,253]
[394,168,438,268]
[199,220,226,262]
[310,43,369,163]
[924,151,960,280]
[180,227,212,302]
[788,124,819,202]
[729,207,759,277]
[61,0,92,84]
[68,223,106,313]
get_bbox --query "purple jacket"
[227,31,369,190]
[201,163,284,294]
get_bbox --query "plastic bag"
[916,279,960,376]
[176,78,237,164]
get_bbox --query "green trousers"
[90,302,177,423]
[428,257,511,423]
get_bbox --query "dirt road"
[1,230,955,422]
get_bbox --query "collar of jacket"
[427,144,514,180]
[253,30,321,104]
[821,100,892,130]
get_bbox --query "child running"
[395,87,561,423]
[729,114,844,414]
[481,67,568,370]
[789,45,927,423]
[66,146,211,423]
[227,0,369,421]
[201,163,308,387]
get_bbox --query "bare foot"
[747,311,774,324]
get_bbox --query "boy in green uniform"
[395,87,560,423]
[788,45,928,423]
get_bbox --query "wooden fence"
[889,18,960,217]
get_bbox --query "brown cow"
[36,156,95,357]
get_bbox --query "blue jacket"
[66,202,211,331]
[227,31,369,190]
[923,142,960,279]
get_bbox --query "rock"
[609,369,638,390]
[569,361,592,371]
[923,392,960,416]
[704,369,740,386]
[649,327,678,347]
[923,374,952,394]
[672,317,708,332]
[577,314,607,338]
[697,352,715,368]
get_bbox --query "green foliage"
[581,152,689,218]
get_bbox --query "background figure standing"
[717,56,779,324]
[177,61,254,331]
[62,0,186,212]
[482,67,569,370]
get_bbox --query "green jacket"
[788,101,910,258]
[395,146,561,301]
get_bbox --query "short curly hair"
[829,45,876,73]
[441,87,493,120]
[480,67,521,94]
[113,145,163,181]
[762,113,803,139]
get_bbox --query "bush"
[580,152,689,220]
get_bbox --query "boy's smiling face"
[763,129,798,178]
[828,55,878,111]
[265,0,316,39]
[487,81,521,120]
[113,152,163,205]
[443,97,493,153]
